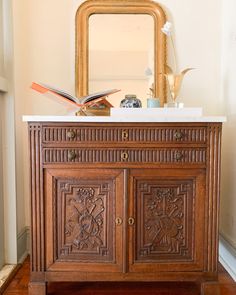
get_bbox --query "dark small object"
[120,94,142,108]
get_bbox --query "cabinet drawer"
[42,126,207,144]
[43,147,206,165]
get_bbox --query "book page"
[32,82,120,105]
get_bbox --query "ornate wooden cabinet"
[27,121,222,295]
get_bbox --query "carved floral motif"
[138,182,192,259]
[57,181,110,258]
[145,187,184,252]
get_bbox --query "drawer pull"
[115,217,123,225]
[68,150,77,161]
[128,217,135,225]
[67,130,76,139]
[122,130,128,140]
[175,151,184,161]
[121,152,129,161]
[174,131,183,140]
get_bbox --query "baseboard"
[0,264,21,294]
[219,234,236,282]
[17,226,30,264]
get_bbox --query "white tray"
[110,107,203,117]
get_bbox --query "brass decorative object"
[174,151,184,161]
[164,65,194,102]
[115,217,123,225]
[68,150,77,161]
[122,130,129,140]
[173,131,184,140]
[67,130,76,139]
[121,152,129,161]
[128,217,135,225]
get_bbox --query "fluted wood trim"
[42,147,207,165]
[205,123,222,272]
[29,123,45,273]
[42,125,207,144]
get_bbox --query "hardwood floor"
[2,256,236,295]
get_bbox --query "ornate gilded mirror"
[75,0,167,106]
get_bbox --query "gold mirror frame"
[75,0,167,105]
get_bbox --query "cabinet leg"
[29,282,47,295]
[201,282,220,295]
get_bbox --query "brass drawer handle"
[122,130,128,140]
[174,131,183,140]
[128,217,135,225]
[68,150,77,161]
[121,152,129,161]
[115,217,123,225]
[175,151,184,161]
[67,130,76,139]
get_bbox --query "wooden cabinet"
[27,122,222,295]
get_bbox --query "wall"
[10,0,232,263]
[1,0,18,264]
[0,96,4,268]
[11,0,78,235]
[0,0,5,268]
[220,0,236,250]
[16,0,223,116]
[160,0,223,113]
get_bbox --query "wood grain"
[27,122,223,295]
[3,257,236,295]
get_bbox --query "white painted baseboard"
[17,226,30,263]
[219,234,236,282]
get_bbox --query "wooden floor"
[2,257,236,295]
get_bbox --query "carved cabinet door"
[128,168,206,273]
[44,168,124,273]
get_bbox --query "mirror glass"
[89,14,154,106]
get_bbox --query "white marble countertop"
[23,115,226,123]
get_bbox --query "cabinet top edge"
[22,115,227,123]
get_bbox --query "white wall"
[15,0,224,116]
[12,0,78,234]
[220,0,236,249]
[10,0,235,261]
[159,0,223,114]
[0,0,5,268]
[0,97,4,268]
[1,0,18,264]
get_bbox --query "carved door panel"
[128,169,206,273]
[45,168,124,273]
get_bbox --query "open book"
[31,82,120,106]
